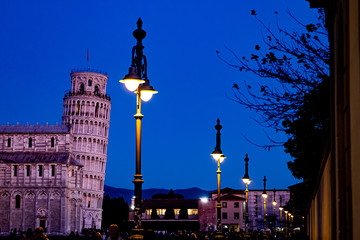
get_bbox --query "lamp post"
[279,206,283,229]
[241,154,251,235]
[272,188,277,229]
[210,119,225,238]
[284,210,288,233]
[119,18,158,239]
[262,176,268,233]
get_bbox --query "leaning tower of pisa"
[62,69,111,229]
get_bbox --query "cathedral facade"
[0,69,111,235]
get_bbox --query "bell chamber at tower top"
[62,69,111,120]
[65,69,111,101]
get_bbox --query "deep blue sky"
[0,0,319,191]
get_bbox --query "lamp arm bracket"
[131,46,136,67]
[142,55,148,79]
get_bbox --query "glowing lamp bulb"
[123,80,141,92]
[211,153,222,161]
[219,156,226,163]
[242,178,251,184]
[140,91,154,101]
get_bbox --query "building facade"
[130,187,289,233]
[211,188,290,231]
[246,189,290,230]
[305,0,360,239]
[0,69,111,235]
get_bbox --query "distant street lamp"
[284,210,288,233]
[119,18,158,239]
[272,188,277,229]
[210,119,225,238]
[262,176,268,232]
[279,206,283,229]
[241,154,251,235]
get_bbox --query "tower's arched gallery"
[0,69,111,234]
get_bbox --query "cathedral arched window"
[80,83,85,94]
[38,165,43,177]
[13,165,18,176]
[51,165,55,176]
[88,78,92,87]
[94,85,99,95]
[51,137,55,148]
[15,195,21,208]
[28,138,33,148]
[26,165,30,176]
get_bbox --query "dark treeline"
[102,194,129,231]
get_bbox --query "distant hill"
[104,185,211,203]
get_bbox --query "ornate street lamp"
[262,176,268,233]
[272,188,277,229]
[210,119,225,238]
[119,18,158,239]
[241,154,251,235]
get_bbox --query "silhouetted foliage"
[168,189,176,199]
[102,194,129,230]
[164,206,175,219]
[151,207,160,219]
[284,80,330,179]
[218,9,330,181]
[178,206,189,219]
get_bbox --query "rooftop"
[0,125,70,134]
[71,68,108,76]
[0,152,82,166]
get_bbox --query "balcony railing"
[71,68,108,76]
[64,91,111,101]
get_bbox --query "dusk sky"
[0,0,319,191]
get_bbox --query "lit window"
[222,212,228,219]
[188,209,198,215]
[222,202,227,208]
